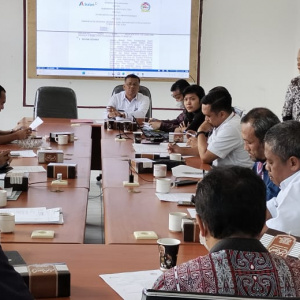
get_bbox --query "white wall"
[0,0,300,129]
[200,0,300,117]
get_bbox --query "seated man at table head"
[241,107,280,200]
[153,166,300,296]
[0,85,31,145]
[149,79,190,132]
[264,120,300,236]
[0,245,34,299]
[106,74,150,119]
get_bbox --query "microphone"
[128,160,134,183]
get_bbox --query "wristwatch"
[196,131,207,138]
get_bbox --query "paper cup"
[153,164,167,178]
[0,190,7,207]
[133,132,142,144]
[0,213,15,233]
[157,238,180,271]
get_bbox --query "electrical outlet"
[115,138,126,142]
[51,180,68,186]
[123,181,139,187]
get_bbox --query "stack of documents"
[171,165,204,179]
[0,207,63,224]
[132,143,169,155]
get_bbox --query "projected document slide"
[36,0,192,78]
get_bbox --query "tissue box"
[37,150,64,163]
[131,159,153,174]
[14,263,70,298]
[182,218,200,242]
[47,163,77,179]
[50,132,74,143]
[4,172,29,191]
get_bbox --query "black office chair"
[34,86,78,119]
[141,289,297,300]
[111,84,152,118]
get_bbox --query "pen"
[185,132,196,138]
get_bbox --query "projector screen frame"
[27,0,202,82]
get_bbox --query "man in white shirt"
[107,74,150,119]
[0,85,31,145]
[264,120,300,236]
[197,86,253,167]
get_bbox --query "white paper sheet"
[155,193,194,202]
[100,269,162,300]
[11,150,37,158]
[132,143,169,155]
[29,117,43,130]
[0,207,63,224]
[187,208,196,218]
[172,165,204,178]
[9,166,46,173]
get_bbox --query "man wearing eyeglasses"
[106,74,150,119]
[149,79,190,132]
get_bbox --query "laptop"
[132,116,169,142]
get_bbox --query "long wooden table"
[2,243,207,300]
[100,126,210,245]
[0,118,93,243]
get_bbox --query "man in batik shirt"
[153,166,300,297]
[282,48,300,121]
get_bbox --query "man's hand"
[15,127,32,140]
[186,130,197,148]
[198,121,213,132]
[168,143,181,154]
[107,106,124,118]
[149,121,161,130]
[0,150,11,167]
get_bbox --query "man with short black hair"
[0,85,31,145]
[241,107,280,200]
[106,74,150,119]
[197,86,252,167]
[149,79,190,132]
[264,120,300,236]
[153,166,300,296]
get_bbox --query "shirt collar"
[122,91,138,102]
[214,111,235,131]
[280,170,300,190]
[210,237,268,253]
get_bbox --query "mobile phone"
[177,201,195,206]
[174,180,198,187]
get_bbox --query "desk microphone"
[128,160,134,183]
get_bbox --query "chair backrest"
[34,86,78,119]
[111,84,152,118]
[141,289,297,300]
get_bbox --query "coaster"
[134,231,158,240]
[31,230,55,239]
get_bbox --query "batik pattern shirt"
[153,239,300,297]
[160,112,185,132]
[282,76,300,121]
